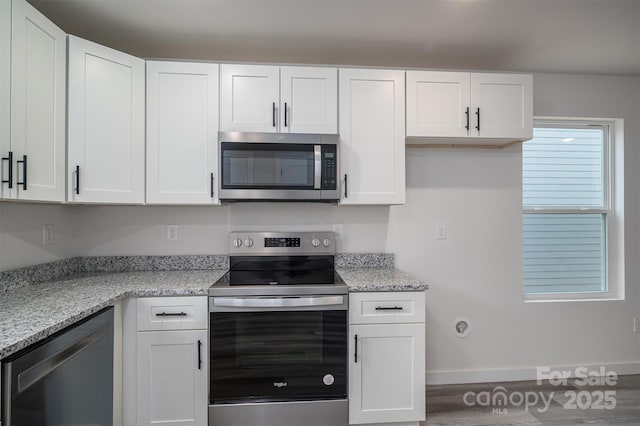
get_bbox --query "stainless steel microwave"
[218,132,339,202]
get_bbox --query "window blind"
[522,127,606,294]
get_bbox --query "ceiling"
[29,0,640,75]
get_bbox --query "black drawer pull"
[16,155,27,190]
[75,165,80,195]
[155,312,187,317]
[375,306,404,311]
[272,102,276,127]
[465,107,470,131]
[354,334,358,363]
[344,174,348,198]
[2,151,13,188]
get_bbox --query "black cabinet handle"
[155,312,187,317]
[465,107,470,131]
[284,102,288,127]
[272,102,276,127]
[475,107,480,131]
[344,174,348,198]
[210,173,214,198]
[375,306,404,311]
[197,340,202,370]
[16,155,27,190]
[354,334,358,363]
[75,165,80,195]
[1,151,12,189]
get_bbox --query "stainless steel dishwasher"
[2,307,114,426]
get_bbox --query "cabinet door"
[219,64,279,132]
[280,66,337,134]
[67,35,145,204]
[9,0,66,202]
[339,69,405,205]
[147,61,219,205]
[470,73,533,140]
[0,0,10,199]
[406,71,470,138]
[137,330,208,426]
[349,323,425,425]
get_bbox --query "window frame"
[523,117,624,302]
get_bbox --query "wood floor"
[423,374,640,425]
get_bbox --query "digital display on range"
[264,238,301,247]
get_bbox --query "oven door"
[209,295,347,404]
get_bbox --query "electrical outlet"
[166,225,178,242]
[333,224,344,240]
[634,317,640,334]
[436,222,447,240]
[43,224,54,246]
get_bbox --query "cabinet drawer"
[349,292,425,325]
[137,296,208,331]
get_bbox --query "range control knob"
[322,238,332,247]
[244,238,254,248]
[311,238,321,247]
[232,238,243,248]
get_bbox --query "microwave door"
[221,143,315,189]
[217,132,340,202]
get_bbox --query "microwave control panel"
[321,145,337,190]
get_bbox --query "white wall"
[73,203,391,255]
[389,73,640,383]
[1,72,638,383]
[0,202,78,270]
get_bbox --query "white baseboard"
[425,361,640,385]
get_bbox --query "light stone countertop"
[337,268,429,292]
[0,262,428,360]
[0,270,224,359]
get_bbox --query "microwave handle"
[314,145,322,189]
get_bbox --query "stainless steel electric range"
[208,231,348,426]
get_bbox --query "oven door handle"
[213,295,345,309]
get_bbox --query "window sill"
[524,296,623,303]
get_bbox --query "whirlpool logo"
[273,382,288,388]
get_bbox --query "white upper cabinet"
[219,64,279,133]
[2,0,66,202]
[0,0,10,199]
[220,64,337,134]
[280,66,337,133]
[470,72,533,140]
[67,35,145,204]
[339,68,405,205]
[406,70,533,145]
[146,61,220,205]
[406,71,470,138]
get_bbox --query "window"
[522,118,624,299]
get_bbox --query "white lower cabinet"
[126,296,209,426]
[349,292,426,426]
[137,330,208,426]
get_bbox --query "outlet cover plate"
[166,225,178,242]
[43,224,54,246]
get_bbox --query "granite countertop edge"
[1,266,427,359]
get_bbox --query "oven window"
[210,310,347,403]
[221,143,315,189]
